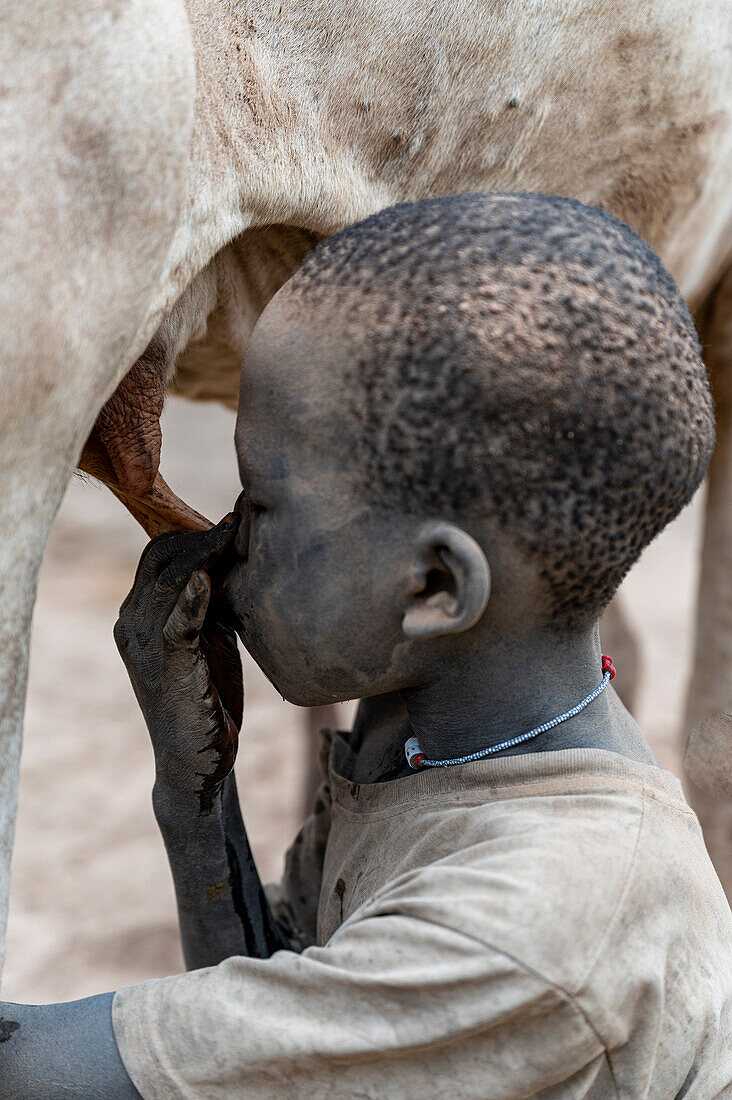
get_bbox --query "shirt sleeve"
[112,907,608,1100]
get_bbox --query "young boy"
[2,193,731,1098]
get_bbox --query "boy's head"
[225,193,713,706]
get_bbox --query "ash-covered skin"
[285,193,715,626]
[0,1020,19,1043]
[0,193,716,1099]
[106,194,714,983]
[225,194,713,710]
[223,300,647,781]
[114,521,243,815]
[113,519,289,970]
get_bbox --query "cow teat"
[78,362,211,537]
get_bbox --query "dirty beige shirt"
[113,736,732,1098]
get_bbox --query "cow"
[1,0,730,982]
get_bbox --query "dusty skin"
[0,196,727,1098]
[3,398,701,1006]
[2,0,732,978]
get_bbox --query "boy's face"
[224,302,417,706]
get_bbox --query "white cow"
[1,0,730,981]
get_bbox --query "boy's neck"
[398,624,651,764]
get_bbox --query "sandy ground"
[3,398,702,1004]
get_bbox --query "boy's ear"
[402,522,491,640]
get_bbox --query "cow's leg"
[0,0,194,980]
[0,450,86,978]
[684,265,732,895]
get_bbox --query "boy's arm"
[220,772,291,955]
[115,520,288,969]
[0,911,600,1100]
[111,906,607,1098]
[153,772,288,968]
[0,994,141,1098]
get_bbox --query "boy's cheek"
[231,537,377,691]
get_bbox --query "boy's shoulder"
[330,751,732,1086]
[334,749,731,1003]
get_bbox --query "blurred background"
[3,396,703,1004]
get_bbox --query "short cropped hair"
[289,193,714,626]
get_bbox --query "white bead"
[404,736,426,769]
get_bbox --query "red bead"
[601,654,616,680]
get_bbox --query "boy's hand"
[114,515,242,815]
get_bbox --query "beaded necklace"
[405,655,616,770]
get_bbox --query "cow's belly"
[172,0,732,407]
[662,139,732,309]
[378,0,732,302]
[172,225,323,409]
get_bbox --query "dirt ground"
[3,397,703,1004]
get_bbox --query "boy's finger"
[151,516,238,617]
[118,530,183,617]
[120,513,238,619]
[149,520,235,588]
[119,527,214,618]
[202,629,244,729]
[163,571,211,648]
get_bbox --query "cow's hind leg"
[0,0,193,982]
[0,452,87,982]
[684,264,732,896]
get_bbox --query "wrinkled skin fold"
[79,363,211,536]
